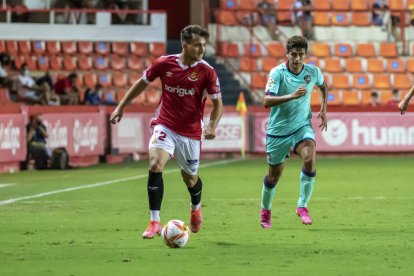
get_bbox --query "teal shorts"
[266,125,315,166]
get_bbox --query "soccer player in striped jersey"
[260,35,328,227]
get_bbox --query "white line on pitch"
[0,159,241,206]
[0,184,15,188]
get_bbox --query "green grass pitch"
[0,157,413,275]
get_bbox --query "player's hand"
[398,99,408,115]
[203,126,216,140]
[318,109,327,131]
[292,86,307,99]
[110,107,123,124]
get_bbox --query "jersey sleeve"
[315,66,325,87]
[206,69,222,99]
[265,69,280,96]
[142,57,162,84]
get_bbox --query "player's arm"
[110,78,148,124]
[204,97,223,140]
[263,86,307,108]
[398,84,414,115]
[317,82,328,131]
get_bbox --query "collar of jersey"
[285,61,304,76]
[176,54,200,69]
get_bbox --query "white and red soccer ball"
[161,220,190,248]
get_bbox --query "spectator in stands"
[54,73,80,105]
[292,0,314,40]
[257,0,286,42]
[0,53,13,90]
[372,0,400,41]
[107,0,134,24]
[9,3,29,23]
[398,85,414,114]
[84,84,103,105]
[56,0,98,24]
[15,63,49,105]
[27,113,50,170]
[387,88,400,107]
[36,71,60,106]
[370,91,380,107]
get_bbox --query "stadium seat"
[18,41,31,55]
[12,55,24,69]
[261,57,279,72]
[360,90,373,105]
[345,58,363,72]
[127,55,143,71]
[310,89,321,106]
[93,56,109,70]
[332,12,350,26]
[352,74,372,89]
[25,55,37,70]
[37,56,49,71]
[331,74,351,89]
[112,72,127,87]
[112,42,129,56]
[351,0,369,10]
[78,55,92,70]
[379,43,398,58]
[380,89,394,105]
[78,41,93,54]
[276,0,294,24]
[342,90,361,105]
[313,0,331,10]
[0,41,5,52]
[387,58,405,73]
[313,12,331,26]
[6,41,18,55]
[392,74,412,89]
[63,55,77,71]
[251,73,268,89]
[327,90,341,105]
[373,74,391,89]
[356,43,376,57]
[110,55,126,70]
[334,43,353,57]
[351,12,371,26]
[239,0,256,9]
[150,78,162,90]
[49,55,62,70]
[218,42,240,57]
[332,0,351,10]
[83,73,97,88]
[128,72,140,85]
[46,41,61,55]
[98,73,112,87]
[244,43,262,57]
[239,57,258,72]
[95,41,110,55]
[304,57,319,67]
[145,88,161,106]
[324,58,343,73]
[220,0,238,9]
[61,41,77,55]
[150,42,166,57]
[406,58,414,73]
[144,57,155,68]
[267,42,285,58]
[130,42,148,56]
[31,40,46,55]
[389,0,404,10]
[366,58,386,73]
[311,42,331,58]
[0,88,12,104]
[216,10,237,25]
[101,90,116,104]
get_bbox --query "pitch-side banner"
[254,112,414,152]
[202,113,247,152]
[42,113,105,156]
[111,113,149,153]
[0,114,26,162]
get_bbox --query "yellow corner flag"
[236,92,247,115]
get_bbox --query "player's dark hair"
[286,35,308,53]
[180,25,209,44]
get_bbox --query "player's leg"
[294,132,316,225]
[175,136,202,233]
[143,126,174,239]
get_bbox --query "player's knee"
[149,161,164,173]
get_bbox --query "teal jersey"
[265,62,325,136]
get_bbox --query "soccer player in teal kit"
[260,36,328,227]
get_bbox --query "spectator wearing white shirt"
[15,63,48,105]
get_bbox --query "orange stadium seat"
[352,74,372,89]
[78,55,92,70]
[127,55,143,71]
[112,72,127,87]
[37,56,49,71]
[310,89,321,106]
[380,90,394,105]
[351,12,371,26]
[392,74,412,89]
[216,10,237,25]
[6,41,18,55]
[95,41,110,55]
[145,88,161,106]
[218,42,240,57]
[110,55,126,70]
[94,56,109,70]
[342,90,361,105]
[83,73,97,88]
[144,56,155,68]
[313,12,331,26]
[61,41,77,55]
[32,40,45,55]
[25,55,37,70]
[267,42,285,58]
[128,72,140,85]
[150,42,166,57]
[251,73,268,89]
[112,42,128,56]
[324,58,343,73]
[220,0,238,9]
[332,12,350,26]
[327,90,341,105]
[63,55,77,71]
[373,74,391,89]
[387,58,405,73]
[239,57,258,72]
[130,42,148,56]
[18,41,31,55]
[46,41,61,55]
[313,0,331,10]
[351,0,369,10]
[239,0,256,9]
[331,74,350,89]
[345,58,363,72]
[366,58,386,73]
[356,43,376,57]
[360,90,373,105]
[276,0,294,24]
[98,73,112,87]
[406,58,414,73]
[334,43,353,57]
[0,41,5,52]
[12,55,24,69]
[389,0,404,10]
[304,57,319,67]
[49,55,61,70]
[332,0,350,10]
[379,43,398,58]
[78,41,93,54]
[244,43,262,57]
[261,57,279,72]
[311,42,331,58]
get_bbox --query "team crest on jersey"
[267,77,275,89]
[166,71,173,77]
[188,72,198,81]
[304,75,311,84]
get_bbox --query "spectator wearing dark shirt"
[54,73,79,105]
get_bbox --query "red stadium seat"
[342,90,361,106]
[352,12,371,26]
[351,0,369,10]
[324,58,343,73]
[18,41,31,55]
[150,42,166,57]
[387,58,405,73]
[93,55,109,70]
[78,41,93,54]
[334,43,353,57]
[130,42,148,56]
[332,0,350,10]
[313,12,331,26]
[331,74,351,89]
[356,43,376,57]
[127,55,143,71]
[219,0,238,9]
[46,41,61,55]
[112,42,129,56]
[406,58,414,73]
[63,55,77,71]
[244,43,262,57]
[366,58,386,73]
[373,74,391,89]
[311,42,331,58]
[6,41,18,55]
[112,72,127,87]
[389,0,404,10]
[77,55,92,70]
[32,40,46,55]
[218,42,240,57]
[360,89,374,105]
[239,57,258,72]
[0,41,5,52]
[239,0,256,9]
[352,74,372,89]
[12,55,24,69]
[110,55,126,70]
[61,41,77,55]
[37,56,49,71]
[145,88,162,106]
[261,57,279,71]
[332,12,350,26]
[49,55,61,70]
[216,10,237,25]
[144,57,155,68]
[379,43,398,58]
[94,41,110,55]
[313,0,331,10]
[98,73,112,87]
[345,58,363,73]
[83,73,97,88]
[25,55,37,70]
[128,72,140,85]
[251,73,267,89]
[392,74,412,89]
[267,42,285,58]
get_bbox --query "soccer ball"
[161,220,190,248]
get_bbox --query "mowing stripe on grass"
[0,184,15,188]
[0,159,241,206]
